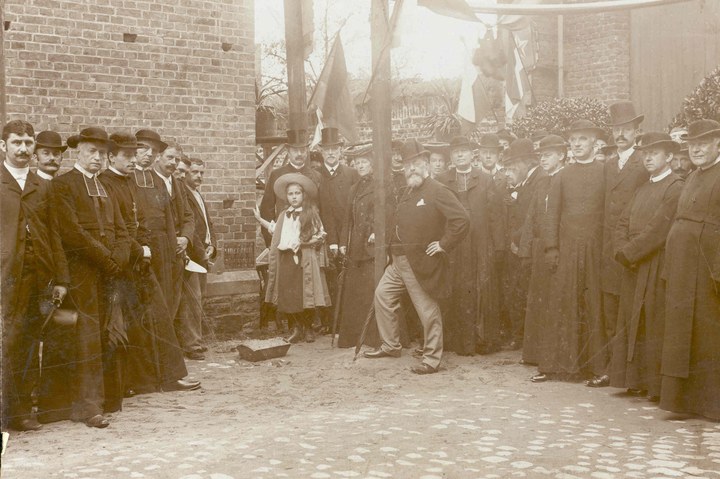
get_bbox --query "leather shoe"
[410,363,438,375]
[304,327,316,343]
[363,349,400,359]
[185,350,205,361]
[11,418,43,431]
[85,414,110,429]
[198,346,208,353]
[123,388,137,398]
[585,374,610,388]
[163,379,201,392]
[627,388,647,397]
[531,373,549,383]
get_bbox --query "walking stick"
[331,255,349,347]
[353,303,375,362]
[37,298,61,381]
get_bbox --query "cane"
[38,297,62,381]
[353,303,375,362]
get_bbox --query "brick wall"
[2,0,256,272]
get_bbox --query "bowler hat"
[609,101,644,126]
[109,133,139,150]
[496,128,517,142]
[424,142,450,158]
[635,132,680,153]
[286,129,310,148]
[535,134,567,152]
[477,134,503,150]
[67,127,112,149]
[319,127,343,147]
[500,138,537,165]
[35,131,68,152]
[135,129,168,152]
[449,136,473,151]
[567,119,606,137]
[682,119,720,141]
[400,139,430,163]
[273,172,318,200]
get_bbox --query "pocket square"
[416,198,426,206]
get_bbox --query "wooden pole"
[371,0,392,284]
[1,3,7,128]
[283,0,308,131]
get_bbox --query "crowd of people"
[1,121,216,431]
[257,101,719,422]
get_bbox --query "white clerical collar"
[109,166,126,177]
[37,170,54,181]
[575,157,595,165]
[650,168,672,183]
[617,146,635,170]
[74,163,95,179]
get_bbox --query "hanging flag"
[302,0,314,60]
[504,23,537,122]
[417,0,480,22]
[310,108,325,149]
[308,35,358,143]
[458,33,498,125]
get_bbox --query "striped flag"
[504,24,537,122]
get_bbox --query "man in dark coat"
[259,129,321,247]
[501,139,546,350]
[364,140,469,374]
[535,120,606,383]
[437,135,503,355]
[1,120,69,431]
[177,157,217,360]
[660,119,720,420]
[32,130,67,181]
[593,101,649,388]
[41,127,130,428]
[99,133,197,396]
[609,132,683,400]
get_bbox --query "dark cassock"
[1,164,69,428]
[518,170,559,365]
[39,165,131,423]
[609,169,683,398]
[337,173,379,348]
[540,160,605,378]
[660,123,720,420]
[437,167,503,355]
[100,167,189,394]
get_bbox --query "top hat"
[319,127,343,147]
[682,119,720,141]
[35,131,68,152]
[535,134,567,152]
[635,132,680,152]
[286,129,310,148]
[496,128,517,142]
[400,139,430,163]
[477,133,503,150]
[424,142,450,158]
[109,133,139,150]
[500,138,537,165]
[448,136,473,151]
[135,129,168,151]
[608,101,644,126]
[567,119,606,137]
[273,172,318,200]
[531,130,550,142]
[67,127,112,149]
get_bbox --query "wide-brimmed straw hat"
[273,172,318,200]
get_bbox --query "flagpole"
[284,0,308,131]
[371,0,392,285]
[1,5,7,128]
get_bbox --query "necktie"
[286,207,302,219]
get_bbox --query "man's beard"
[405,173,423,188]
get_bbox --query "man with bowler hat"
[259,129,321,247]
[364,139,469,374]
[592,101,649,388]
[1,120,69,431]
[33,130,67,181]
[660,119,720,420]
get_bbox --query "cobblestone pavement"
[3,337,719,479]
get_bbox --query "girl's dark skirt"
[277,250,304,314]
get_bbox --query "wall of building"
[3,0,257,272]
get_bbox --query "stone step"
[204,269,260,339]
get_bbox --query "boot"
[287,323,304,344]
[304,321,316,343]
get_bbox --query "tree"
[669,66,720,129]
[512,97,610,140]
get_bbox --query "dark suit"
[318,163,359,247]
[1,164,68,426]
[375,177,469,368]
[40,167,130,423]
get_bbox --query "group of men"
[1,120,216,431]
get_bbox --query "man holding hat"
[660,119,720,420]
[33,130,67,181]
[364,139,469,374]
[437,136,502,355]
[595,101,649,388]
[40,127,131,428]
[499,138,545,350]
[609,132,684,400]
[1,120,69,431]
[536,119,606,384]
[259,129,321,247]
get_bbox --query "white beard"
[406,174,423,188]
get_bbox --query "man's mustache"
[615,135,627,142]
